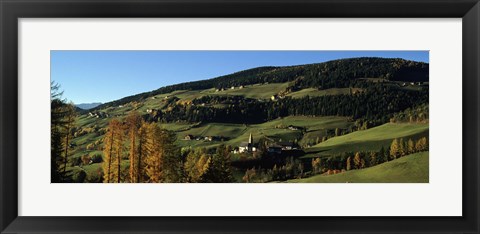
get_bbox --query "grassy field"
[303,123,429,158]
[202,83,291,99]
[135,82,356,112]
[174,116,352,149]
[80,83,290,123]
[286,88,362,98]
[258,116,351,130]
[289,151,429,183]
[139,83,291,110]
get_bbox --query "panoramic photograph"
[51,51,429,183]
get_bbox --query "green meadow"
[303,123,429,158]
[289,151,429,183]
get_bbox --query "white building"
[237,133,257,153]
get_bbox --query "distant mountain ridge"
[93,57,428,110]
[76,102,102,110]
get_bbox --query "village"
[182,132,300,155]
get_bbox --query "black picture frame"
[1,0,479,233]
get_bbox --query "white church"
[234,133,257,154]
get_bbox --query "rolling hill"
[303,123,429,158]
[61,57,429,183]
[92,57,428,110]
[289,151,429,183]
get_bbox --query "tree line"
[390,103,429,123]
[319,136,428,173]
[101,112,234,183]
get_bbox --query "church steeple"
[247,133,253,152]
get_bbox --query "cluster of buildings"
[183,135,226,142]
[400,81,426,87]
[215,85,245,92]
[87,111,109,118]
[183,131,299,155]
[232,133,298,155]
[265,142,297,154]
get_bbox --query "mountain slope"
[93,57,428,110]
[65,57,429,183]
[289,152,429,183]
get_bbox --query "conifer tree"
[125,112,142,182]
[142,123,180,182]
[369,151,377,167]
[399,138,406,157]
[353,152,362,169]
[184,148,212,182]
[346,156,352,171]
[136,123,148,182]
[312,158,321,174]
[407,138,415,154]
[51,82,72,182]
[102,119,124,183]
[62,103,76,174]
[143,123,164,182]
[360,158,366,169]
[161,130,183,183]
[113,122,126,183]
[390,138,400,160]
[415,137,428,152]
[202,145,234,183]
[184,150,200,182]
[378,146,386,163]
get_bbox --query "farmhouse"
[88,111,109,118]
[204,136,214,141]
[288,125,299,131]
[266,142,296,152]
[184,135,194,140]
[278,142,296,150]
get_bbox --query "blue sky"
[51,51,429,104]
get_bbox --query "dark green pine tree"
[202,145,235,183]
[51,82,73,183]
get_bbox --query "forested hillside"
[94,57,428,110]
[52,57,429,183]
